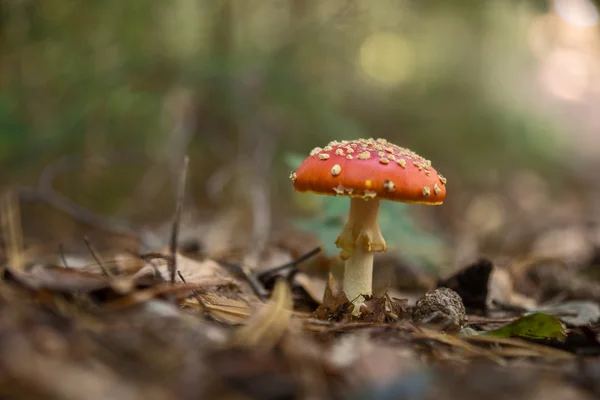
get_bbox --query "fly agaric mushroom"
[290,138,447,315]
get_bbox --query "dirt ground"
[1,171,600,400]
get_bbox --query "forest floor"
[1,162,600,400]
[1,223,600,400]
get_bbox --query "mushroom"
[290,138,447,314]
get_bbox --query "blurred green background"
[2,0,600,271]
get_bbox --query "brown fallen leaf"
[313,273,353,321]
[489,267,537,310]
[103,279,230,311]
[293,272,326,305]
[437,258,493,313]
[515,257,600,304]
[388,295,410,320]
[7,264,111,292]
[6,262,151,297]
[135,253,236,286]
[189,293,253,325]
[229,279,294,348]
[63,251,145,277]
[360,296,387,324]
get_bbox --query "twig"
[177,270,210,315]
[218,247,322,301]
[256,247,321,281]
[169,156,189,284]
[58,244,69,268]
[127,249,167,282]
[218,260,267,301]
[0,190,24,273]
[83,236,111,277]
[36,153,144,238]
[136,251,172,263]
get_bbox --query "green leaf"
[484,312,566,341]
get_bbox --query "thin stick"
[0,191,24,273]
[58,244,69,268]
[169,156,189,284]
[36,153,144,238]
[256,247,321,280]
[83,236,111,277]
[177,270,209,314]
[218,260,267,301]
[136,251,172,263]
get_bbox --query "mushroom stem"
[338,197,386,315]
[343,243,374,310]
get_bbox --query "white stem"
[338,197,384,315]
[343,245,374,304]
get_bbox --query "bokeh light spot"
[554,0,599,27]
[527,15,554,58]
[539,48,590,101]
[358,32,414,86]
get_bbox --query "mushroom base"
[343,245,373,312]
[336,198,386,315]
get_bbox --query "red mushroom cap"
[290,138,447,204]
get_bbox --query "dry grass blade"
[229,279,293,348]
[169,155,189,284]
[1,190,24,272]
[412,327,492,356]
[187,293,253,325]
[464,335,574,360]
[177,270,209,312]
[186,293,311,325]
[411,328,509,365]
[412,327,573,361]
